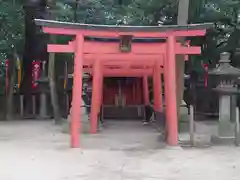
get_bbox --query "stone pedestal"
[62,98,103,134]
[230,95,237,122]
[212,95,235,144]
[39,92,49,119]
[219,95,233,136]
[37,76,50,119]
[155,111,166,140]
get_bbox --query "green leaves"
[53,0,179,25]
[0,0,239,64]
[117,0,178,25]
[0,0,24,57]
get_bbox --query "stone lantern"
[208,52,240,144]
[82,73,91,116]
[65,73,93,134]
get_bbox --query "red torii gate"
[35,19,212,148]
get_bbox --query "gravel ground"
[0,120,240,180]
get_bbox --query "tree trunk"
[6,52,18,120]
[48,52,61,123]
[176,0,190,116]
[48,0,62,124]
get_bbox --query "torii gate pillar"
[142,76,150,105]
[153,61,163,112]
[165,35,178,145]
[70,34,84,148]
[90,60,102,134]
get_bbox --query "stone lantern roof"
[208,52,240,94]
[208,52,240,77]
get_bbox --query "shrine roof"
[35,19,213,32]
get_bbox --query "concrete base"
[39,93,48,119]
[62,114,103,134]
[179,133,211,148]
[211,135,235,145]
[63,114,90,134]
[36,115,52,120]
[211,133,240,146]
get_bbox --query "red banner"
[32,61,41,89]
[203,63,209,87]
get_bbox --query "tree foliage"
[0,0,24,59]
[0,0,239,108]
[188,0,240,69]
[0,0,239,65]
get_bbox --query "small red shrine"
[35,19,212,148]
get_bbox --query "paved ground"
[0,120,240,180]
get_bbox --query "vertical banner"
[32,60,41,89]
[203,63,209,87]
[5,59,9,94]
[16,57,22,89]
[63,61,68,90]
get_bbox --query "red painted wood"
[48,43,201,55]
[165,35,178,146]
[90,60,102,134]
[142,76,150,105]
[102,82,142,105]
[71,34,84,148]
[103,87,116,105]
[84,68,156,75]
[96,60,161,66]
[153,61,163,112]
[43,27,206,38]
[99,75,104,110]
[103,73,152,77]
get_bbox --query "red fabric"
[31,61,41,89]
[103,83,143,105]
[203,63,209,87]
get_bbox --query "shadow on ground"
[0,120,166,151]
[1,120,240,180]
